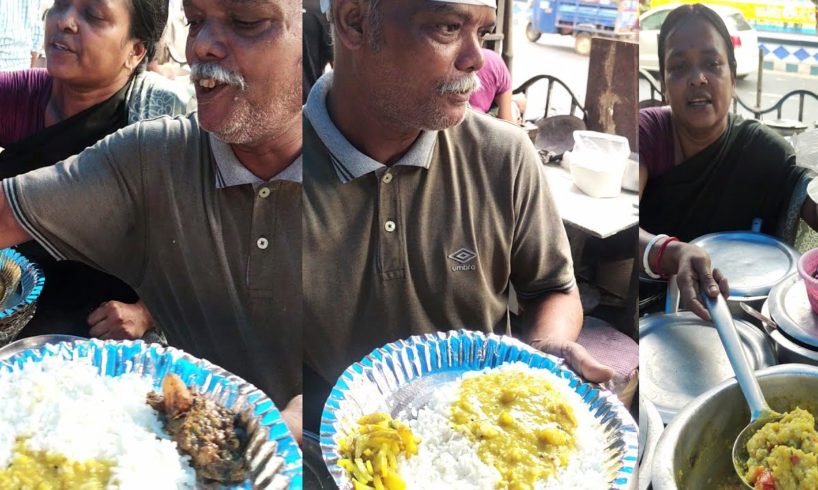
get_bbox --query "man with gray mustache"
[0,0,304,439]
[302,0,615,424]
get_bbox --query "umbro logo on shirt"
[448,248,477,271]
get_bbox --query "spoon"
[701,291,781,489]
[738,302,778,337]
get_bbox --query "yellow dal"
[451,370,578,490]
[0,438,113,490]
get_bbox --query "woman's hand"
[666,241,730,320]
[87,300,155,340]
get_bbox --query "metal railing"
[512,74,588,121]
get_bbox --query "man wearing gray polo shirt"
[0,0,303,433]
[303,0,615,403]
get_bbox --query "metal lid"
[639,311,775,424]
[691,232,800,298]
[768,273,818,349]
[638,397,664,490]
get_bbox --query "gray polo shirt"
[4,114,301,407]
[303,74,575,382]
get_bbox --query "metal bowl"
[651,364,818,489]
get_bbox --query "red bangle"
[655,236,679,279]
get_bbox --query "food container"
[798,248,818,313]
[0,339,303,489]
[639,311,775,424]
[565,130,630,198]
[666,232,799,319]
[0,248,45,347]
[762,273,818,365]
[651,364,818,490]
[0,334,83,361]
[320,330,639,490]
[622,153,640,192]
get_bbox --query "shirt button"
[258,187,271,198]
[257,237,269,249]
[382,173,393,184]
[384,220,396,232]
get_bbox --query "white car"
[639,3,759,79]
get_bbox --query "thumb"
[561,342,615,384]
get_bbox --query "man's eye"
[437,23,461,35]
[233,18,265,30]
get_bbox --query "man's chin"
[419,106,468,131]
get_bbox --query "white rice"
[397,362,609,490]
[0,357,197,489]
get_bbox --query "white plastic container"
[565,131,630,198]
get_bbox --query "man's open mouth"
[196,78,228,94]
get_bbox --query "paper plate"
[0,339,302,489]
[320,329,638,490]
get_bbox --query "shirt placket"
[247,182,274,295]
[376,168,404,278]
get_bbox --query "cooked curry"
[147,374,248,483]
[451,369,578,490]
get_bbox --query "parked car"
[639,3,759,79]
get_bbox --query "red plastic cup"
[798,248,818,314]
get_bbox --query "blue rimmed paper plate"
[320,329,638,490]
[0,248,45,345]
[0,338,302,490]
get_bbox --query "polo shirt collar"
[210,133,303,187]
[303,72,437,184]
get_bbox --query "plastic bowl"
[797,247,818,313]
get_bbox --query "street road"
[508,22,591,121]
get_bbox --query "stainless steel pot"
[759,274,818,366]
[651,364,818,489]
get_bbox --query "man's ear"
[332,0,368,51]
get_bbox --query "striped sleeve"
[3,177,66,261]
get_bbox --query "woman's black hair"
[657,3,737,81]
[127,0,169,71]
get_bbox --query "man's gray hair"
[325,0,385,51]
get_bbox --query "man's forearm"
[519,287,583,347]
[0,186,32,248]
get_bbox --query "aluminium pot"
[652,364,818,490]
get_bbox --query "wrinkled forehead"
[183,0,298,15]
[320,0,497,14]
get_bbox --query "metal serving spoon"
[739,302,778,337]
[702,291,781,489]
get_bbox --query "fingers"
[87,302,111,326]
[692,258,720,299]
[676,270,710,321]
[86,301,141,340]
[713,268,731,298]
[548,341,615,384]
